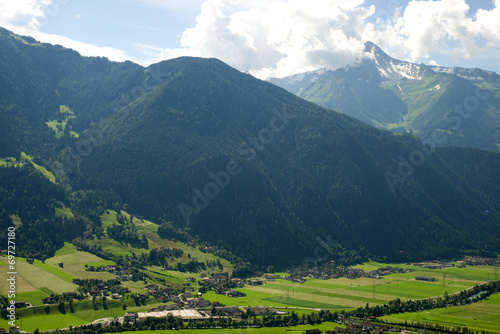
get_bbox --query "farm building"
[415,276,437,282]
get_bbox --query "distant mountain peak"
[363,41,388,59]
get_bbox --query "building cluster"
[300,318,404,334]
[462,256,500,266]
[85,264,137,281]
[362,266,413,279]
[412,261,454,269]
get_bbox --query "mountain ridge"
[269,41,500,153]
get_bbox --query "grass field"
[20,152,56,182]
[45,242,117,281]
[0,257,77,296]
[55,206,74,219]
[46,105,76,139]
[0,152,55,182]
[382,293,500,333]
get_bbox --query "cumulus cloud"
[155,0,500,78]
[368,0,500,63]
[0,0,61,30]
[159,0,375,78]
[1,0,499,77]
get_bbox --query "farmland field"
[44,243,116,280]
[382,292,500,333]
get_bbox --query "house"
[247,279,264,286]
[13,301,28,309]
[248,306,274,316]
[90,290,103,297]
[124,312,138,323]
[304,329,321,334]
[42,297,55,304]
[226,289,245,297]
[231,278,245,287]
[8,327,19,334]
[186,277,196,282]
[362,322,374,331]
[415,276,437,282]
[222,307,243,318]
[58,262,64,268]
[63,292,78,299]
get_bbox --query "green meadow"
[382,293,500,333]
[0,152,55,182]
[46,105,78,139]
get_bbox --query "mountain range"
[1,27,499,268]
[269,42,500,153]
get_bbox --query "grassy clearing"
[33,261,76,281]
[55,206,74,219]
[20,152,56,182]
[0,156,23,167]
[0,257,76,296]
[46,105,76,139]
[382,293,500,333]
[84,260,117,267]
[0,259,37,294]
[46,242,116,280]
[39,287,57,296]
[264,296,346,309]
[59,105,74,115]
[1,153,55,182]
[11,214,22,227]
[15,290,50,305]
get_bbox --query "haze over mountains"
[1,27,500,268]
[269,42,500,153]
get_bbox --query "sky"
[0,0,499,79]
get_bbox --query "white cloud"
[6,25,131,62]
[1,0,499,77]
[154,0,500,78]
[367,0,500,64]
[158,0,375,78]
[0,0,50,30]
[0,0,131,63]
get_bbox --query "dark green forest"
[0,27,499,269]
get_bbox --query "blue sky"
[0,0,499,78]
